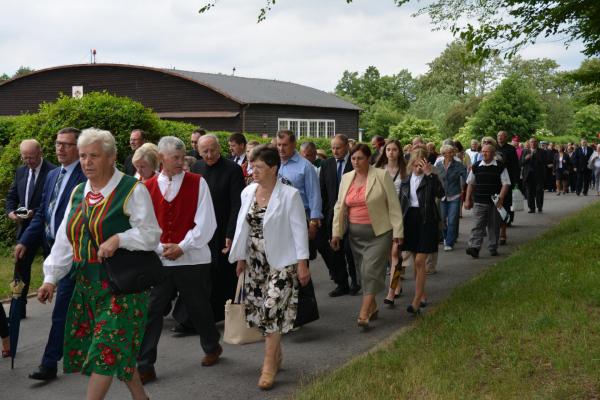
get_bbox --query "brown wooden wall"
[0,65,241,116]
[242,104,359,138]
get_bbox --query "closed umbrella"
[8,259,26,369]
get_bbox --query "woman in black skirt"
[399,147,444,315]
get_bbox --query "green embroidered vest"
[66,175,138,282]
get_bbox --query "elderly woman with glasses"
[37,128,161,400]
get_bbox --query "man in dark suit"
[521,137,546,213]
[13,128,86,381]
[5,139,56,316]
[187,128,205,161]
[320,134,359,296]
[496,131,519,243]
[123,129,146,176]
[573,138,594,196]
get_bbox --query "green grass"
[0,251,43,300]
[295,202,600,399]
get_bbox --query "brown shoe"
[139,367,157,385]
[201,344,223,366]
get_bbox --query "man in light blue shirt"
[276,130,322,241]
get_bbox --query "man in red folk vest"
[137,136,221,384]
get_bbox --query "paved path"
[1,193,598,399]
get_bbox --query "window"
[299,121,308,137]
[277,118,335,138]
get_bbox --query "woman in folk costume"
[37,128,161,400]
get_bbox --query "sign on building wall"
[72,86,83,99]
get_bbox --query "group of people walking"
[1,125,596,399]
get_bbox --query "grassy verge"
[0,251,43,300]
[295,202,600,399]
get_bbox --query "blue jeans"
[441,199,461,247]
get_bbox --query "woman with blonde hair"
[331,144,403,328]
[132,142,160,182]
[399,147,444,315]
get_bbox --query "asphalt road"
[1,192,598,400]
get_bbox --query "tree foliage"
[467,74,542,139]
[573,104,600,140]
[389,115,441,145]
[200,1,600,58]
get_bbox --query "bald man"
[6,139,56,317]
[191,135,245,322]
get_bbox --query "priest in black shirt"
[191,134,245,321]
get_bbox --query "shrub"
[388,115,442,146]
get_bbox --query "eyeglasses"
[55,141,77,148]
[191,141,198,145]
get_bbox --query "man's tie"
[234,156,240,164]
[336,159,344,186]
[26,169,36,209]
[45,168,66,240]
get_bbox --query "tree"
[418,41,502,97]
[0,66,35,82]
[504,57,561,95]
[359,99,404,138]
[389,115,441,145]
[200,1,600,57]
[468,74,542,139]
[573,104,600,140]
[0,73,9,83]
[566,58,600,105]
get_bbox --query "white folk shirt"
[155,171,217,267]
[42,169,162,285]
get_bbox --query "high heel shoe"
[357,317,369,328]
[383,298,394,307]
[406,305,421,315]
[258,369,277,390]
[369,307,379,321]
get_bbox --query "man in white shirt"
[137,136,221,385]
[464,144,511,258]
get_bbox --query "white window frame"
[277,118,335,139]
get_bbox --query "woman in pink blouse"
[331,144,403,328]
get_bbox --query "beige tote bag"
[223,274,264,345]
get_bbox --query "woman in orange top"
[331,144,403,328]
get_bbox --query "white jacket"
[228,181,309,270]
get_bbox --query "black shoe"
[499,238,506,246]
[328,285,349,297]
[420,300,428,308]
[528,209,535,213]
[466,247,479,259]
[538,209,542,213]
[139,366,157,385]
[490,249,499,256]
[349,283,361,296]
[406,305,421,315]
[383,298,395,307]
[29,365,57,381]
[170,323,196,335]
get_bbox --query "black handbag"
[81,201,164,295]
[294,279,319,327]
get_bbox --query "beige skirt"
[348,223,392,295]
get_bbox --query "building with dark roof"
[0,64,360,138]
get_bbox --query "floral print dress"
[244,201,299,334]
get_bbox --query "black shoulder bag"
[80,200,164,295]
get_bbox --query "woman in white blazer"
[229,145,310,390]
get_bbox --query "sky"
[0,0,588,92]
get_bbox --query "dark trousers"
[0,303,8,339]
[331,233,358,287]
[526,177,544,211]
[41,275,75,369]
[576,169,591,194]
[13,242,39,315]
[138,265,220,371]
[315,225,335,280]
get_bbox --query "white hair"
[198,134,219,147]
[19,139,41,152]
[157,136,185,154]
[78,128,116,156]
